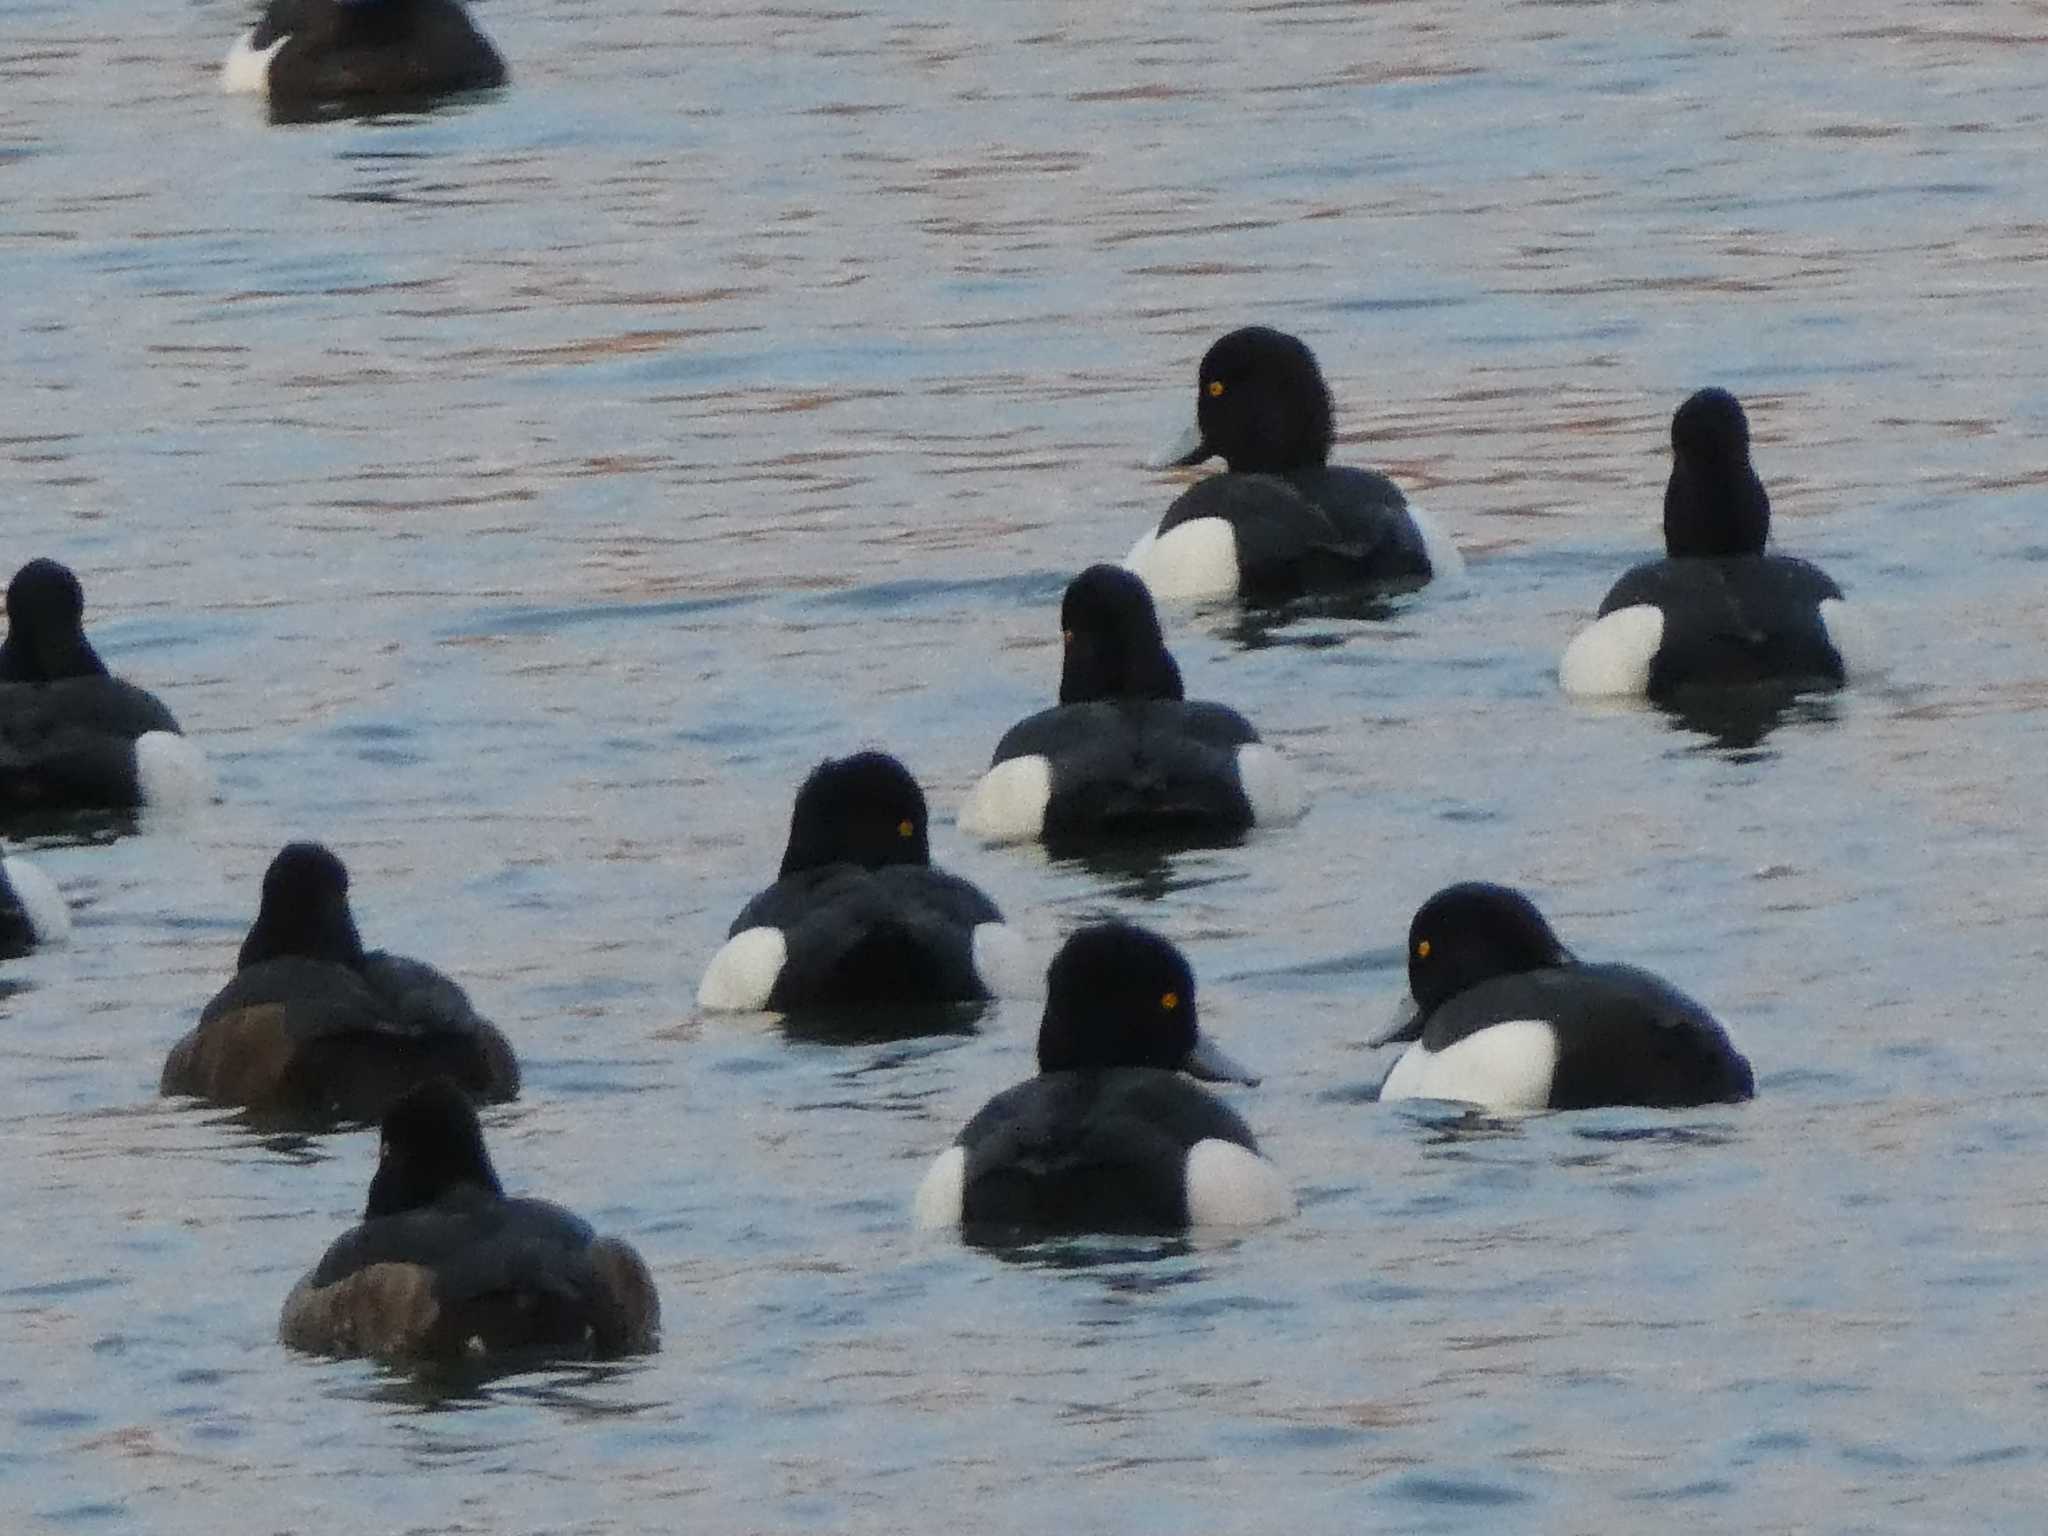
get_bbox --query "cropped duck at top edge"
[1371,881,1755,1113]
[960,564,1306,852]
[915,921,1292,1237]
[222,0,507,112]
[1124,326,1463,606]
[1560,388,1876,700]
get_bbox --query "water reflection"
[268,89,510,132]
[1216,589,1411,650]
[0,808,141,846]
[963,1231,1196,1279]
[1391,1101,1751,1153]
[240,1128,343,1164]
[1662,683,1842,753]
[344,1355,659,1411]
[1564,1120,1745,1150]
[1410,1105,1531,1145]
[777,999,987,1047]
[1049,841,1250,900]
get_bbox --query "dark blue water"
[3,0,2046,1529]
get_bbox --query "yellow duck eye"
[1416,939,1431,960]
[1160,991,1179,1011]
[897,819,915,839]
[1207,380,1225,398]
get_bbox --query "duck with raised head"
[1371,882,1755,1112]
[162,842,519,1124]
[1125,326,1463,604]
[914,922,1292,1234]
[280,1080,659,1364]
[960,565,1304,850]
[223,0,507,110]
[1560,388,1872,698]
[698,752,1030,1013]
[0,559,210,816]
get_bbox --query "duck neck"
[237,905,367,971]
[0,628,108,683]
[1059,639,1184,704]
[1664,461,1770,558]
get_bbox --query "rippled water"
[5,0,2048,1529]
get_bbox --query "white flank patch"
[1183,1139,1294,1227]
[135,732,212,813]
[2,855,70,946]
[696,926,787,1012]
[1378,1019,1560,1112]
[1407,502,1466,583]
[1559,603,1664,697]
[958,755,1051,844]
[970,922,1034,999]
[1819,597,1880,681]
[221,30,287,95]
[1123,517,1240,603]
[911,1145,966,1229]
[1233,743,1306,827]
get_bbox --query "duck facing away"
[280,1080,659,1364]
[959,565,1305,850]
[1371,882,1754,1112]
[698,752,1030,1013]
[0,844,69,957]
[1125,326,1463,604]
[1560,389,1872,699]
[223,0,507,110]
[0,559,210,816]
[914,922,1292,1235]
[162,842,519,1125]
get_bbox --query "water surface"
[3,1,2047,1530]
